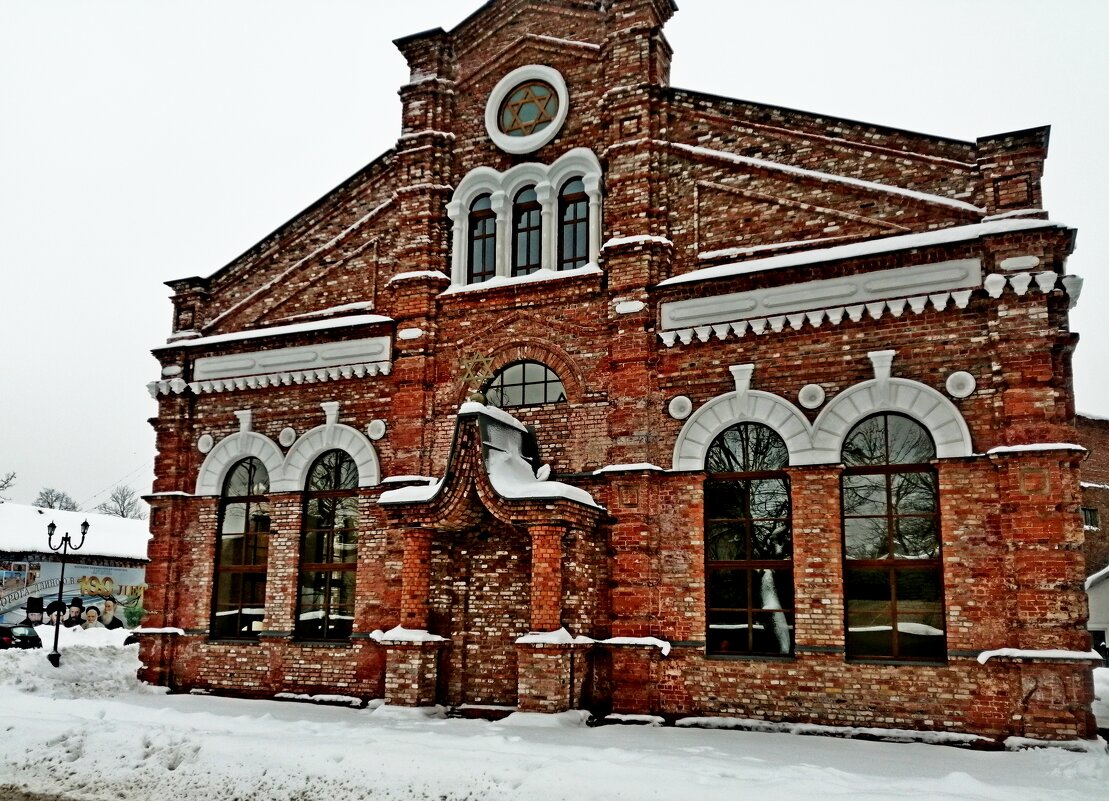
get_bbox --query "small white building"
[0,502,150,625]
[1088,565,1109,660]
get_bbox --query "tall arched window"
[468,194,496,284]
[212,457,271,639]
[512,186,542,276]
[841,413,944,661]
[484,360,566,408]
[297,449,359,640]
[704,422,793,656]
[558,177,589,271]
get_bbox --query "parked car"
[0,624,42,649]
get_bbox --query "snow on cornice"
[458,401,528,432]
[1077,411,1109,423]
[661,219,1066,288]
[976,648,1102,664]
[153,314,393,352]
[387,270,450,284]
[668,141,983,214]
[280,301,375,321]
[985,443,1087,455]
[602,235,673,250]
[441,263,601,295]
[1081,481,1109,490]
[593,463,665,474]
[699,235,859,262]
[0,502,150,561]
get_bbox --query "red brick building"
[139,0,1099,742]
[1075,413,1109,655]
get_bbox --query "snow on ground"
[0,643,1107,801]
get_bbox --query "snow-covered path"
[1,642,1106,801]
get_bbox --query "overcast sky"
[1,0,1106,511]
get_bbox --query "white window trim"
[485,64,570,155]
[447,148,602,286]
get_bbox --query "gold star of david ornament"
[459,352,495,387]
[499,81,558,137]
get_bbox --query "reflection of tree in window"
[467,194,496,284]
[704,422,793,656]
[483,361,566,408]
[558,177,589,270]
[297,450,358,641]
[512,186,542,276]
[213,457,271,639]
[841,413,945,661]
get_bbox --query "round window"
[485,65,569,155]
[498,80,559,137]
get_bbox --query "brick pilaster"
[400,527,433,629]
[529,523,565,631]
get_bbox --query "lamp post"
[46,519,87,668]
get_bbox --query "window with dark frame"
[704,422,794,656]
[296,449,359,641]
[512,186,543,276]
[558,177,589,271]
[1082,507,1101,528]
[483,360,566,408]
[467,194,496,284]
[212,457,271,640]
[841,413,945,662]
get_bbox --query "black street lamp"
[46,519,88,668]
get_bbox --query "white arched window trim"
[447,148,602,285]
[196,432,284,496]
[195,425,380,496]
[672,364,973,469]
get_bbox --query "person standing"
[62,597,84,628]
[100,597,125,630]
[18,596,44,626]
[81,606,105,630]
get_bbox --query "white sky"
[1,0,1106,509]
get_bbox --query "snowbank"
[0,626,155,698]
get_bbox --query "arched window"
[297,449,358,640]
[484,360,566,408]
[558,177,589,271]
[841,413,944,661]
[212,457,271,639]
[512,186,542,276]
[468,194,496,284]
[704,423,793,656]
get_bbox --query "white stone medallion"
[279,427,297,447]
[945,371,976,399]
[367,419,387,441]
[798,384,826,410]
[197,433,214,454]
[668,395,693,420]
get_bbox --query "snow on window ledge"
[985,443,1087,455]
[441,264,601,295]
[368,626,447,643]
[514,628,672,656]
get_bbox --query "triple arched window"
[213,457,271,640]
[448,148,602,286]
[704,422,794,656]
[840,413,944,661]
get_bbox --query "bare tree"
[95,485,146,519]
[34,487,79,511]
[0,471,14,499]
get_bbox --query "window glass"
[498,80,559,137]
[212,458,270,639]
[512,186,542,276]
[484,360,566,408]
[558,177,589,270]
[296,449,358,641]
[841,414,944,661]
[704,422,793,656]
[467,194,496,284]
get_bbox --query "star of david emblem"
[499,81,558,137]
[458,352,495,387]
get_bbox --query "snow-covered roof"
[660,218,1065,287]
[153,314,393,351]
[0,502,150,561]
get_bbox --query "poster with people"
[1,564,146,629]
